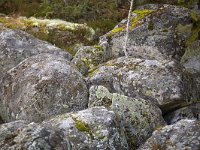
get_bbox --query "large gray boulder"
[89,85,165,149]
[88,57,199,113]
[99,5,196,61]
[139,119,200,150]
[0,53,88,123]
[0,107,129,150]
[0,27,72,84]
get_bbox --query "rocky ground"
[0,1,200,150]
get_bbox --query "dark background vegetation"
[0,0,130,38]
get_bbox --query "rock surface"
[88,57,199,113]
[72,45,110,76]
[0,53,88,123]
[89,85,165,149]
[139,119,200,150]
[100,5,196,61]
[0,27,72,84]
[0,107,129,150]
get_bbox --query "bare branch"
[123,0,134,57]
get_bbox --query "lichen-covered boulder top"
[0,107,129,150]
[100,4,198,61]
[89,85,165,149]
[0,53,88,123]
[88,57,199,113]
[0,16,95,55]
[0,27,72,83]
[139,119,200,150]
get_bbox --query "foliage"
[0,0,41,17]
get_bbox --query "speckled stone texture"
[99,5,194,61]
[139,119,200,150]
[0,27,72,84]
[89,85,165,149]
[0,107,129,150]
[88,57,199,113]
[0,53,88,123]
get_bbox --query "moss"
[94,45,104,51]
[190,11,200,23]
[82,46,104,74]
[161,29,169,32]
[74,118,94,139]
[178,0,198,8]
[176,24,192,34]
[181,47,200,63]
[82,58,93,69]
[148,20,154,31]
[180,11,200,63]
[87,66,100,78]
[75,119,91,132]
[107,9,154,37]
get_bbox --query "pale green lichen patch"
[0,16,95,55]
[181,47,200,63]
[75,119,91,133]
[107,9,154,37]
[73,118,94,139]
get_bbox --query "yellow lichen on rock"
[107,9,154,37]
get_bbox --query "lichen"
[181,47,200,63]
[75,119,91,132]
[74,118,94,139]
[179,10,200,63]
[107,9,154,37]
[82,58,93,69]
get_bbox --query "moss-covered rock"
[139,119,200,150]
[107,9,154,37]
[72,45,110,76]
[0,53,88,123]
[0,16,95,55]
[89,85,165,149]
[100,4,197,61]
[88,57,200,113]
[0,27,72,89]
[0,107,129,150]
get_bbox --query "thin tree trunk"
[123,0,134,57]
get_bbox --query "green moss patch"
[75,119,91,133]
[107,9,154,37]
[0,16,95,55]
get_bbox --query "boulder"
[0,107,129,150]
[0,53,88,123]
[0,16,95,55]
[164,103,200,124]
[181,47,200,94]
[99,4,197,61]
[139,119,200,150]
[89,85,165,149]
[72,45,110,76]
[0,120,27,148]
[0,27,72,84]
[88,57,199,113]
